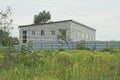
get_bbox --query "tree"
[75,40,87,50]
[12,37,19,45]
[34,10,51,24]
[0,7,13,46]
[57,28,70,49]
[0,6,13,32]
[0,30,9,46]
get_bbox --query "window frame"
[41,30,45,35]
[23,30,27,35]
[51,30,55,35]
[32,30,35,35]
[22,30,27,43]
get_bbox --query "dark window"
[41,30,45,35]
[23,35,27,38]
[51,30,55,35]
[23,30,27,34]
[23,40,27,43]
[32,31,35,35]
[22,30,27,43]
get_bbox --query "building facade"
[19,20,96,45]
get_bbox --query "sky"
[0,0,120,41]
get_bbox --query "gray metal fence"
[15,41,120,50]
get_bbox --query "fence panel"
[15,41,120,50]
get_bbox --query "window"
[32,31,35,35]
[41,30,45,35]
[51,30,55,35]
[22,30,27,43]
[22,39,27,43]
[23,30,27,34]
[23,35,27,38]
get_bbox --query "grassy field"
[0,49,120,80]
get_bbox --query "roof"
[18,20,96,31]
[71,20,96,31]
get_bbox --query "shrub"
[75,40,89,50]
[20,44,29,54]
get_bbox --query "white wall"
[19,21,71,45]
[70,21,96,41]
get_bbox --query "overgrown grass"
[0,49,120,80]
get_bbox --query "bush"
[20,44,29,54]
[75,41,89,50]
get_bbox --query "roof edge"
[70,20,96,31]
[18,19,72,28]
[18,19,96,31]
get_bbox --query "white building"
[19,20,96,45]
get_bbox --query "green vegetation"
[0,49,120,80]
[57,28,70,49]
[75,40,89,50]
[0,7,19,47]
[33,10,51,24]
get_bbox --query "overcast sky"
[0,0,120,41]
